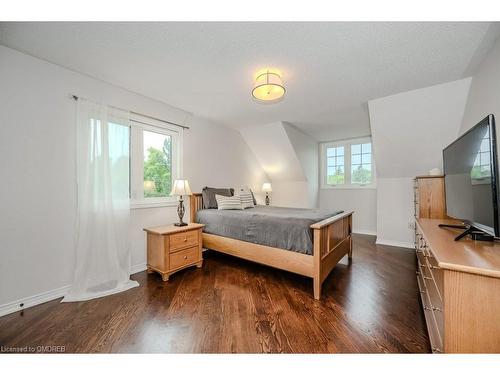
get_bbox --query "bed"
[190,193,353,300]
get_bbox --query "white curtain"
[63,99,138,302]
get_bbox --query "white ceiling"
[1,22,498,140]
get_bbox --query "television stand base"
[438,223,494,242]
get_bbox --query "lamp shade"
[262,182,272,193]
[171,179,192,196]
[252,71,285,103]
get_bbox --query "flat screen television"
[442,114,499,238]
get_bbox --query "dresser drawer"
[423,301,444,353]
[416,249,427,267]
[169,246,199,270]
[418,271,443,353]
[427,252,443,296]
[169,229,199,252]
[418,260,433,281]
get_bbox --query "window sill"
[130,200,179,210]
[321,184,377,190]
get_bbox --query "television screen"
[443,115,499,237]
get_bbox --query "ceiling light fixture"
[252,70,285,103]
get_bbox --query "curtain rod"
[71,95,190,130]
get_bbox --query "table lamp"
[171,179,192,226]
[262,182,272,206]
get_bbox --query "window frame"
[320,136,376,190]
[129,113,183,209]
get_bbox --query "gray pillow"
[202,187,234,209]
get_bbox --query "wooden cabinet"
[414,175,446,219]
[416,219,500,353]
[143,223,205,281]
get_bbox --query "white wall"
[319,188,377,234]
[0,46,266,313]
[369,78,471,247]
[375,178,415,248]
[282,123,318,208]
[240,121,318,208]
[460,36,500,162]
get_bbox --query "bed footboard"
[311,212,353,299]
[190,192,353,300]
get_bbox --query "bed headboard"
[190,193,203,223]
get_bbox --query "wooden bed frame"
[189,193,353,300]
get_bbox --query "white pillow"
[215,194,243,210]
[238,191,255,209]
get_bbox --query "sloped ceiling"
[369,78,472,178]
[0,22,498,141]
[240,122,306,182]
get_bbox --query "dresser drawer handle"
[416,271,421,276]
[432,307,442,312]
[183,255,188,260]
[184,237,188,242]
[419,290,426,294]
[423,276,433,280]
[432,347,442,353]
[423,307,431,311]
[430,265,440,270]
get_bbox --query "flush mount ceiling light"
[252,70,285,103]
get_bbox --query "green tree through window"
[143,136,172,198]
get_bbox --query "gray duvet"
[196,205,343,255]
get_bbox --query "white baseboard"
[131,262,147,275]
[375,238,415,249]
[352,229,377,236]
[0,262,148,318]
[0,284,71,318]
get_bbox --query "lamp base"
[175,196,187,227]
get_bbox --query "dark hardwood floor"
[0,234,430,353]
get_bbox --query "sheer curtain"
[63,99,138,302]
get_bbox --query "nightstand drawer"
[169,230,199,252]
[170,246,199,270]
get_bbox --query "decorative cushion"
[238,191,255,209]
[202,187,234,209]
[237,187,257,206]
[215,194,243,210]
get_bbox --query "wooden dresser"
[416,218,500,353]
[414,175,446,220]
[144,223,204,281]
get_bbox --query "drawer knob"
[423,276,433,280]
[432,347,442,353]
[432,307,442,312]
[184,237,188,242]
[183,256,188,259]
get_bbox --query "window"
[326,146,345,185]
[471,127,491,182]
[351,142,372,184]
[143,130,172,198]
[320,137,375,189]
[130,114,182,208]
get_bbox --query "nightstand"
[143,223,205,281]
